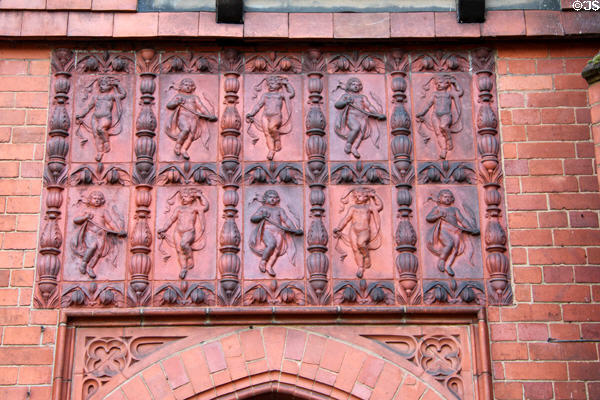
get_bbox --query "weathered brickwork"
[491,43,600,400]
[0,41,599,399]
[0,46,56,399]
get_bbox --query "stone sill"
[0,10,599,39]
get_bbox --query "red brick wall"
[492,42,600,400]
[0,42,598,399]
[0,46,55,399]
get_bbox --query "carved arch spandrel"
[86,326,480,400]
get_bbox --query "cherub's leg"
[178,230,195,279]
[444,233,462,276]
[345,119,361,158]
[437,231,455,276]
[260,231,278,276]
[82,237,100,279]
[176,130,191,159]
[357,231,371,271]
[91,119,105,162]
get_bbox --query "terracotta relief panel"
[35,47,512,310]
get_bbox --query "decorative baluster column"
[218,49,243,306]
[473,48,512,305]
[304,50,330,305]
[35,49,74,308]
[128,49,158,306]
[389,52,420,305]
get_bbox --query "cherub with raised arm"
[249,190,303,277]
[425,189,479,277]
[416,74,464,159]
[71,191,127,279]
[165,78,217,160]
[158,188,209,279]
[246,76,295,160]
[76,76,127,162]
[333,77,386,159]
[333,187,383,278]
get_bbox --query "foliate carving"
[473,49,512,305]
[416,75,464,160]
[165,78,218,160]
[303,49,326,72]
[332,77,386,159]
[418,161,476,184]
[248,190,303,277]
[157,163,217,185]
[161,52,218,73]
[245,162,302,185]
[327,52,385,73]
[333,187,383,279]
[425,190,479,278]
[412,51,469,72]
[82,335,185,399]
[69,165,130,186]
[472,47,495,72]
[246,52,302,73]
[424,280,485,305]
[62,282,124,307]
[220,48,243,73]
[334,279,394,305]
[154,282,215,306]
[331,162,389,185]
[366,334,464,399]
[246,76,296,160]
[77,52,134,74]
[244,280,305,305]
[386,49,409,73]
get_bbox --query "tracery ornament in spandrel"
[35,47,512,310]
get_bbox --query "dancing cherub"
[246,76,295,160]
[76,76,126,162]
[249,190,303,277]
[158,188,209,279]
[165,78,218,160]
[333,187,383,278]
[416,74,464,159]
[333,77,386,159]
[71,191,127,279]
[425,189,479,277]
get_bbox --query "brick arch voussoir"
[99,327,448,400]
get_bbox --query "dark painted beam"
[457,0,486,23]
[216,0,244,24]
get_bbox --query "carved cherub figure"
[333,187,383,278]
[76,76,126,162]
[249,190,303,277]
[165,78,217,160]
[333,77,386,159]
[71,191,127,279]
[158,188,209,279]
[416,74,464,159]
[246,76,295,160]
[425,189,479,277]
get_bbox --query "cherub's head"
[353,187,372,204]
[180,189,197,205]
[266,76,282,91]
[179,78,196,94]
[263,190,280,206]
[435,75,451,91]
[346,78,363,93]
[437,189,455,205]
[98,77,114,93]
[89,191,106,207]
